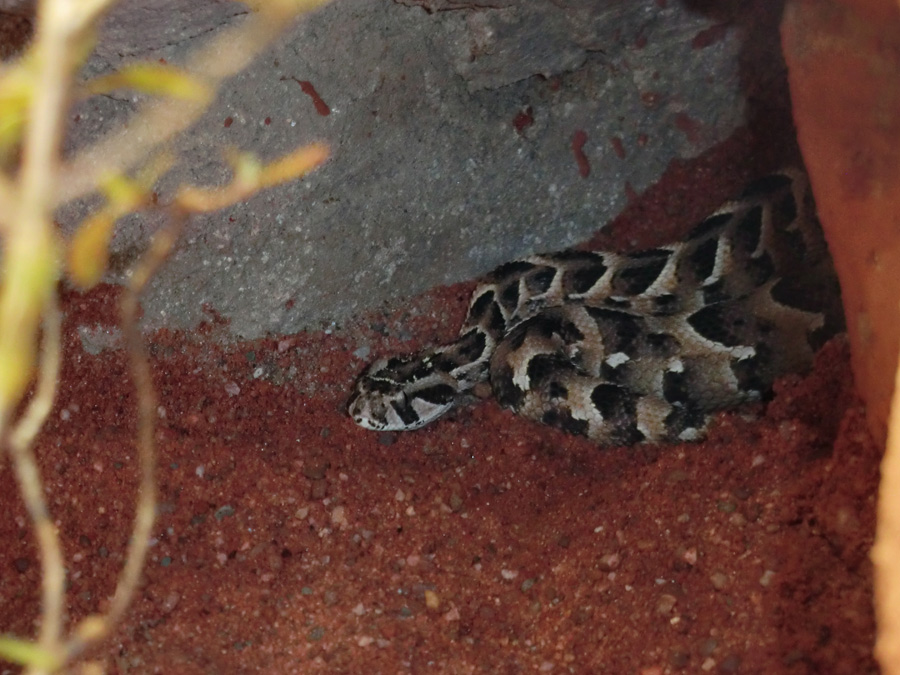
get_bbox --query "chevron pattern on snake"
[347,169,843,445]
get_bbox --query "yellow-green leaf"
[227,150,263,186]
[100,173,145,213]
[68,210,116,290]
[0,60,35,153]
[0,228,58,408]
[0,112,25,161]
[85,63,212,103]
[0,635,60,669]
[76,615,108,642]
[259,143,329,188]
[245,0,332,15]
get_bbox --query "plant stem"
[7,300,64,673]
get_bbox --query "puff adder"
[348,169,843,445]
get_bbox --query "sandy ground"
[0,140,880,673]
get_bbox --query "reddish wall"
[783,0,900,446]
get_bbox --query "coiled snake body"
[348,170,842,445]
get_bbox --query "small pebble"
[161,592,180,614]
[656,594,678,615]
[682,548,698,565]
[303,463,328,481]
[728,512,747,527]
[669,649,690,668]
[214,505,235,520]
[732,486,752,500]
[710,572,729,590]
[599,553,620,571]
[699,638,718,656]
[331,505,347,527]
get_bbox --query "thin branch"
[5,0,78,661]
[109,214,185,621]
[56,0,329,206]
[7,297,65,674]
[63,210,187,663]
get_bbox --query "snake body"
[348,170,842,445]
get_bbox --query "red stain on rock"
[223,116,233,128]
[610,136,626,159]
[640,91,662,108]
[634,28,648,50]
[692,23,729,50]
[293,78,331,116]
[512,107,534,134]
[624,181,640,203]
[571,130,590,177]
[673,112,702,145]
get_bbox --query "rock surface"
[57,0,775,338]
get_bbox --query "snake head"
[347,353,460,432]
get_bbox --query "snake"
[347,169,843,445]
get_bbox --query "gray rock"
[58,0,762,339]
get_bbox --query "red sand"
[0,150,879,673]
